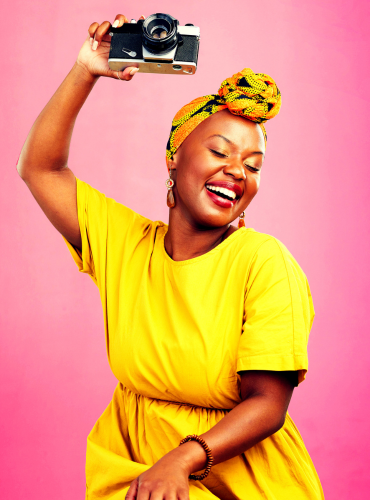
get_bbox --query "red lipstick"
[206,181,243,198]
[204,181,242,209]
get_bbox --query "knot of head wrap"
[218,68,281,123]
[166,67,281,168]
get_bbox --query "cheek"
[177,155,209,193]
[240,176,260,208]
[176,164,200,201]
[248,175,260,195]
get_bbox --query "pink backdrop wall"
[1,0,369,498]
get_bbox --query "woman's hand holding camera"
[76,14,144,82]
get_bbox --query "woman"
[17,13,324,500]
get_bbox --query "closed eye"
[210,149,229,158]
[210,149,260,172]
[245,165,261,172]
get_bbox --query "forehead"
[188,109,265,152]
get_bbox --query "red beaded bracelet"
[179,434,214,480]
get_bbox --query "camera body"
[108,14,200,75]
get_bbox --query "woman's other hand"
[126,451,191,500]
[76,14,144,81]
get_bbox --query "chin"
[197,210,235,229]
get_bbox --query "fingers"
[88,22,99,46]
[125,475,188,500]
[112,14,145,27]
[125,478,139,500]
[88,20,110,50]
[178,488,190,500]
[91,21,112,50]
[112,14,129,28]
[88,15,140,51]
[115,67,139,81]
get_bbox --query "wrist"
[170,440,208,475]
[73,61,99,85]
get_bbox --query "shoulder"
[233,227,291,260]
[234,228,308,282]
[239,229,314,321]
[76,177,165,234]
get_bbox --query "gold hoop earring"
[166,168,175,208]
[238,211,245,228]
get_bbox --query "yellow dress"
[63,178,324,500]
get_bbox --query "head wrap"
[166,68,281,168]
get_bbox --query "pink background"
[1,0,369,498]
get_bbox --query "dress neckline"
[161,225,248,266]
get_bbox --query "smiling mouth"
[205,184,238,201]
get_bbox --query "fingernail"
[89,37,93,46]
[130,68,139,76]
[92,40,98,51]
[112,20,119,28]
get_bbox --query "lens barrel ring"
[142,13,179,53]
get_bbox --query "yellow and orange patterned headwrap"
[166,68,281,169]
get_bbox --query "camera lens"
[142,13,179,53]
[151,27,168,39]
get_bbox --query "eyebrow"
[209,134,232,144]
[208,134,264,155]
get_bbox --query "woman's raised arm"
[16,14,141,249]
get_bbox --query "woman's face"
[171,109,266,228]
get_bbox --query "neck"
[164,208,236,262]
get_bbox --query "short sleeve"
[237,237,315,385]
[62,177,152,288]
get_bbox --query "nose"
[222,157,246,180]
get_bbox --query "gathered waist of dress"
[118,383,232,413]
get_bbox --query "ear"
[169,151,179,170]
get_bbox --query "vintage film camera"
[108,13,200,75]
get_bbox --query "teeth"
[206,185,236,200]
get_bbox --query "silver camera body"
[108,14,200,75]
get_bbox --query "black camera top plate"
[109,21,143,35]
